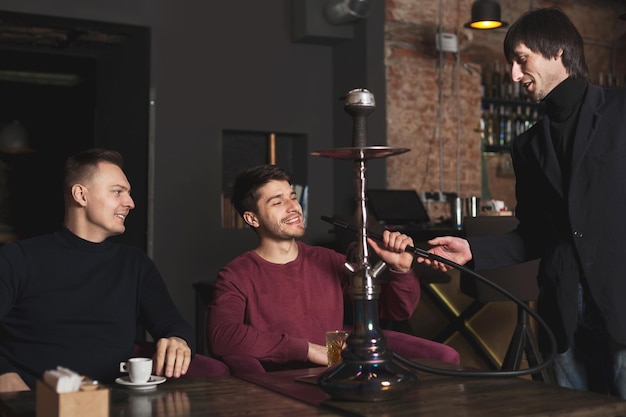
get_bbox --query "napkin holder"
[36,380,109,417]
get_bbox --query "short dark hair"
[503,7,588,80]
[63,148,124,196]
[231,165,292,216]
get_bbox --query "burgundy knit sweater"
[207,241,420,364]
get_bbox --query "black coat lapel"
[570,85,604,181]
[530,116,564,197]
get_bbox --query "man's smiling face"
[246,179,305,240]
[510,42,569,102]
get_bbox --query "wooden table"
[0,375,340,417]
[240,365,626,417]
[2,362,626,417]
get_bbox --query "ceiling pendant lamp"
[464,0,508,30]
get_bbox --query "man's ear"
[71,184,88,207]
[242,211,259,228]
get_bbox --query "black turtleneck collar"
[544,77,588,122]
[56,226,111,252]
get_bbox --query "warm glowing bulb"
[470,20,502,29]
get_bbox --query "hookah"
[312,89,558,402]
[311,88,415,401]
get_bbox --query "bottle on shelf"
[478,111,486,144]
[497,105,507,146]
[501,65,511,100]
[491,62,501,99]
[523,106,533,132]
[530,108,540,126]
[514,105,525,136]
[505,106,514,144]
[481,65,490,98]
[484,105,495,145]
[488,103,498,146]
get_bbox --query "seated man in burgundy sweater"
[207,165,459,371]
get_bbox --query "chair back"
[193,281,216,356]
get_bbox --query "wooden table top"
[0,375,341,417]
[2,362,626,417]
[240,365,626,417]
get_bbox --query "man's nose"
[287,199,300,211]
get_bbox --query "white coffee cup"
[120,357,153,383]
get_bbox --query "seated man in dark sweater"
[0,148,195,392]
[207,165,459,371]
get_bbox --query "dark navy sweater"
[0,227,193,388]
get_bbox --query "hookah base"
[318,358,418,402]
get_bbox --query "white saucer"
[115,375,166,390]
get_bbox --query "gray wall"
[0,0,387,348]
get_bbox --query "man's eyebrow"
[264,190,297,203]
[264,192,285,203]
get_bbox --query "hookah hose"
[322,215,557,378]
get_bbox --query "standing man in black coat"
[421,8,626,398]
